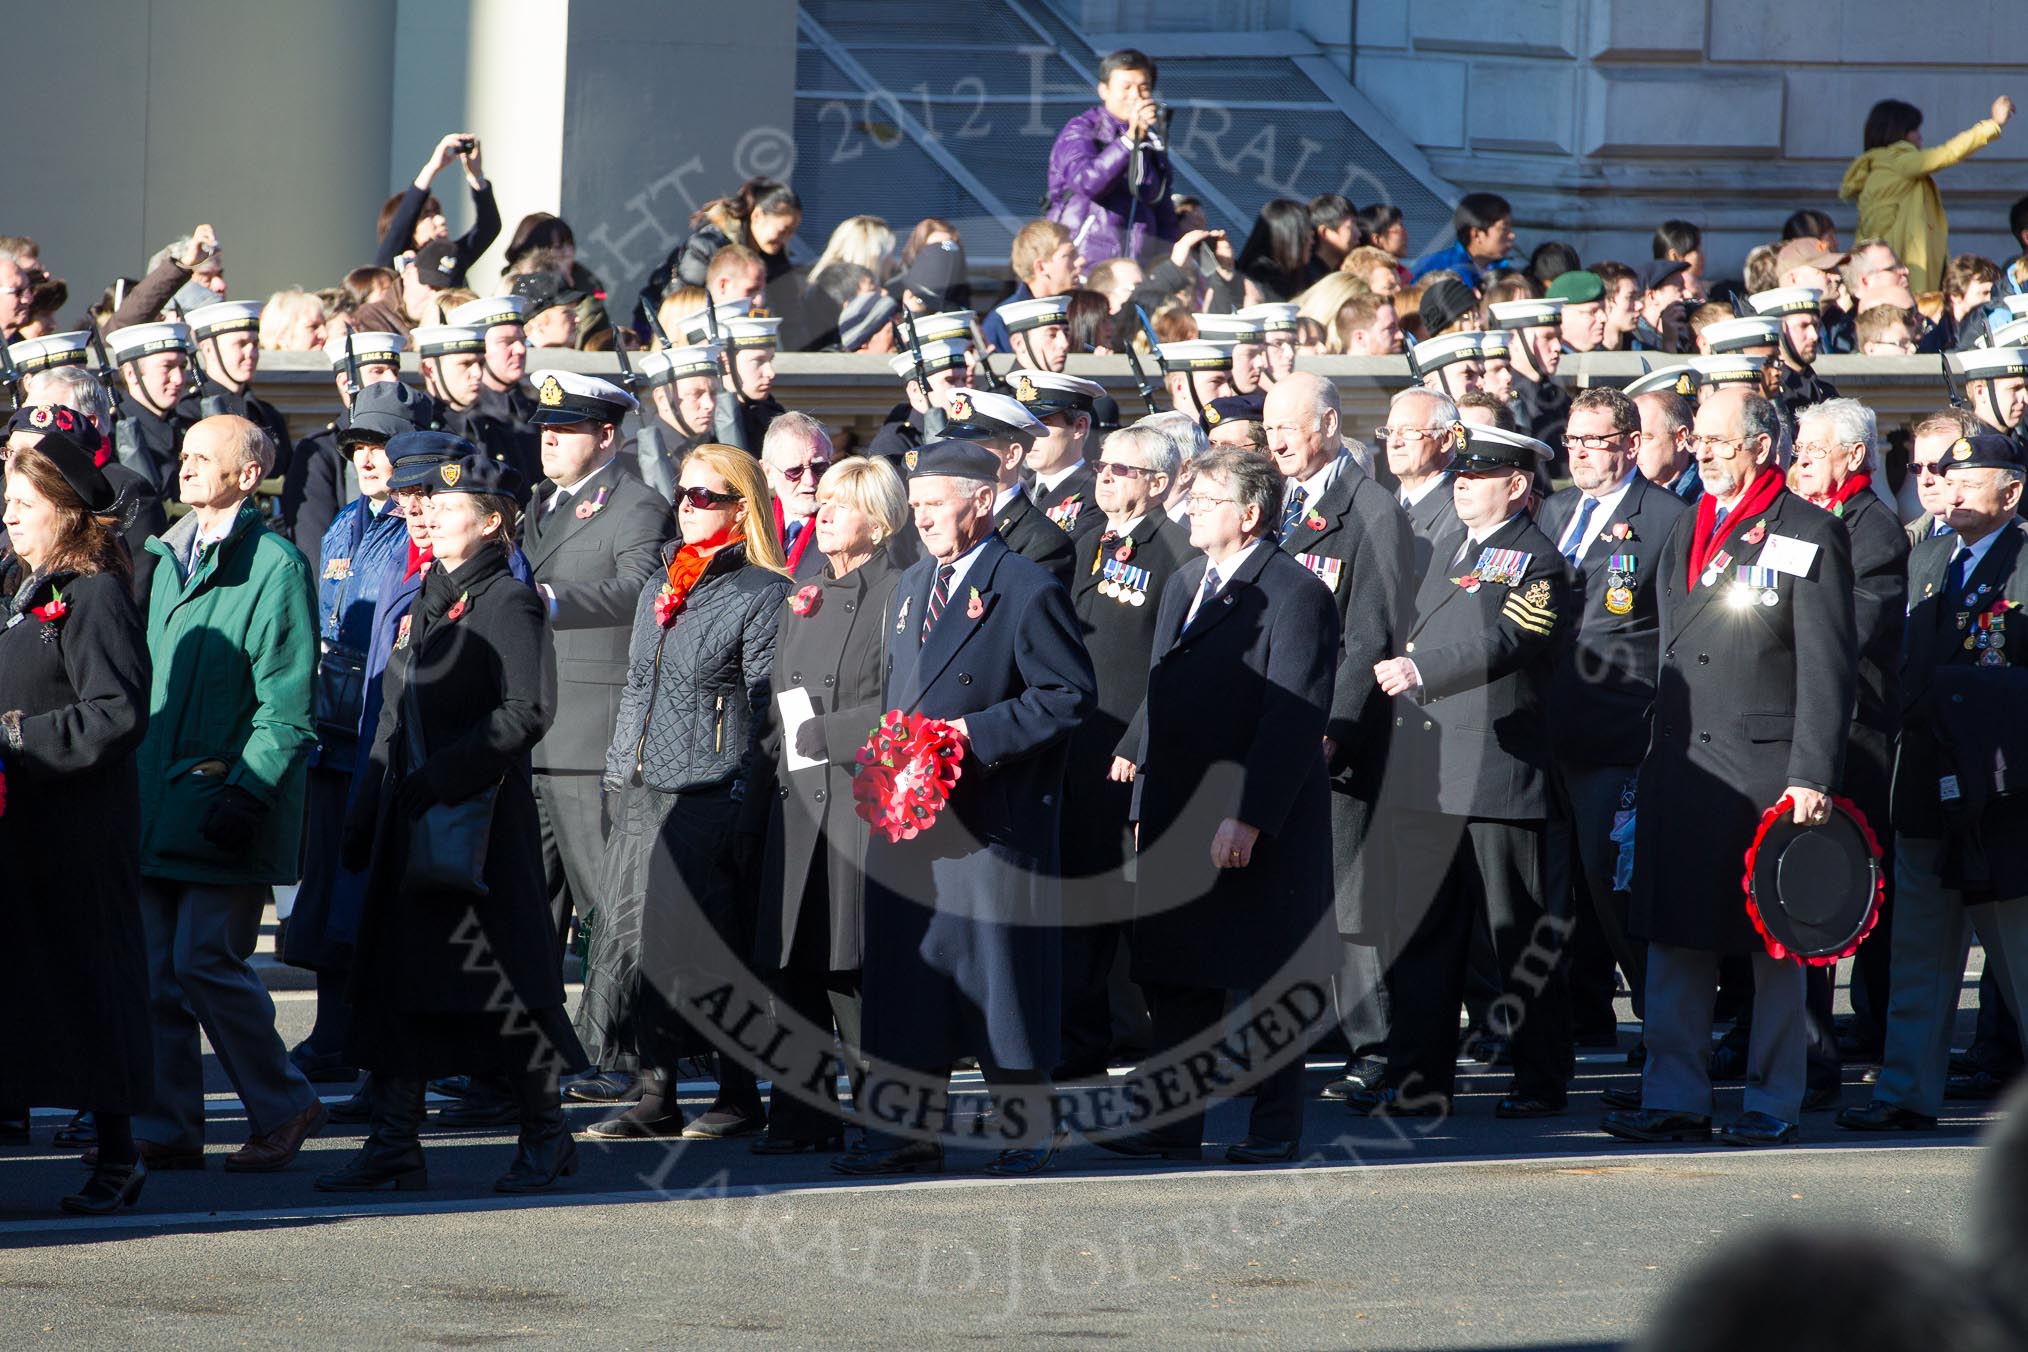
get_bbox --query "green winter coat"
[139,501,317,884]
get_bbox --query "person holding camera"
[1046,48,1179,267]
[374,132,500,289]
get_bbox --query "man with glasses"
[1604,388,1856,1148]
[1267,373,1415,1103]
[1903,408,1982,543]
[761,411,833,579]
[1541,389,1690,1075]
[1850,239,1916,313]
[1057,424,1197,1085]
[1380,387,1464,573]
[520,370,674,1116]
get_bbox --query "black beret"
[902,438,1000,480]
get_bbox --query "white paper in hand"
[779,686,826,770]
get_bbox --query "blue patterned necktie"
[1561,495,1598,563]
[1278,486,1308,543]
[1189,564,1222,627]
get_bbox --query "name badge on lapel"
[1295,552,1343,592]
[1757,533,1820,578]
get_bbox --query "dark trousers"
[1384,810,1572,1106]
[1140,982,1306,1147]
[1059,878,1149,1078]
[766,967,863,1138]
[534,770,607,961]
[1554,762,1645,1022]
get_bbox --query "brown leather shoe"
[224,1101,329,1173]
[82,1139,206,1170]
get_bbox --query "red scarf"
[403,542,433,581]
[1686,465,1783,589]
[1826,472,1873,515]
[772,498,816,573]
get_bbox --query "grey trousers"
[1643,941,1806,1121]
[535,770,609,957]
[137,880,317,1146]
[1874,836,2028,1116]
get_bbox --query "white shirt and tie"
[1556,467,1637,566]
[1184,540,1263,628]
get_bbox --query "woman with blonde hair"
[748,456,910,1151]
[259,289,329,351]
[1294,272,1368,353]
[579,443,791,1143]
[810,215,896,290]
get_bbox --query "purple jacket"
[1046,105,1178,266]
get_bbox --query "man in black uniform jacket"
[1539,387,1690,1048]
[181,301,294,483]
[106,320,195,493]
[942,389,1074,585]
[633,342,723,489]
[1056,422,1197,1081]
[1604,387,1855,1149]
[448,294,541,479]
[1489,298,1572,451]
[1353,421,1576,1119]
[1748,287,1840,422]
[413,323,536,486]
[1013,370,1108,538]
[718,314,787,452]
[1267,372,1415,1098]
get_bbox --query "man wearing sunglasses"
[1903,408,1982,545]
[761,410,833,580]
[520,369,675,1116]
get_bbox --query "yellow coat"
[1839,118,2003,294]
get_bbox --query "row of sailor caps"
[1011,369,1106,416]
[1689,353,1769,387]
[894,308,975,348]
[1747,286,1822,318]
[668,296,757,346]
[1954,347,2028,381]
[1701,315,1782,355]
[888,336,971,381]
[638,343,725,387]
[9,330,92,374]
[1407,329,1487,377]
[107,321,194,363]
[325,331,407,370]
[669,310,780,351]
[998,295,1069,334]
[1193,311,1266,342]
[185,299,264,340]
[1488,298,1562,331]
[410,324,486,358]
[1156,339,1235,371]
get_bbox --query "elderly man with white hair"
[1791,397,1910,1071]
[1263,370,1415,1100]
[1140,409,1209,515]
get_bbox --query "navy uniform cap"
[1453,421,1553,474]
[1201,392,1265,429]
[903,438,1000,480]
[386,430,478,489]
[428,452,523,499]
[1943,432,2023,472]
[530,369,639,425]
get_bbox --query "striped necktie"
[920,563,955,645]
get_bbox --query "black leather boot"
[315,1078,427,1192]
[495,1072,578,1193]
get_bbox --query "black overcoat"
[1131,544,1339,989]
[0,570,155,1112]
[860,536,1096,1072]
[995,488,1076,586]
[1630,486,1857,954]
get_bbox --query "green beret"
[1547,270,1605,305]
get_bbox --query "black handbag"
[398,669,497,895]
[313,645,368,741]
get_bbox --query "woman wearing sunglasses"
[579,444,791,1142]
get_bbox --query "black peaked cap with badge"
[386,430,480,489]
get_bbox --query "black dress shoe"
[428,1075,472,1099]
[328,1078,374,1125]
[1320,1058,1387,1100]
[1599,1086,1642,1111]
[1801,1083,1843,1112]
[434,1080,520,1129]
[1495,1094,1565,1119]
[289,1046,361,1084]
[751,1131,845,1155]
[830,1139,944,1176]
[60,1163,147,1215]
[681,1103,766,1140]
[563,1070,640,1104]
[985,1133,1066,1176]
[84,1140,205,1170]
[52,1111,97,1148]
[1092,1130,1202,1161]
[1225,1136,1299,1164]
[1600,1108,1712,1143]
[1835,1099,1938,1132]
[1345,1086,1448,1118]
[1718,1111,1797,1146]
[1946,1069,2010,1101]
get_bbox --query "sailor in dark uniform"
[1013,370,1108,538]
[447,293,541,477]
[866,332,974,467]
[714,314,786,452]
[411,322,530,488]
[180,300,294,482]
[1407,330,1488,406]
[106,320,195,492]
[632,341,723,489]
[282,330,408,578]
[941,388,1074,585]
[1954,346,2028,444]
[1488,298,1572,452]
[1748,286,1840,420]
[1240,302,1302,386]
[1157,340,1237,427]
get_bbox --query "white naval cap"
[447,294,529,331]
[1701,316,1782,355]
[7,330,91,375]
[1237,302,1300,334]
[1192,311,1266,342]
[325,330,407,370]
[1011,369,1106,415]
[108,321,194,363]
[1747,287,1822,317]
[997,295,1070,334]
[943,387,1047,442]
[1488,298,1563,331]
[530,368,640,425]
[889,337,972,380]
[409,324,487,358]
[639,343,724,386]
[185,299,264,340]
